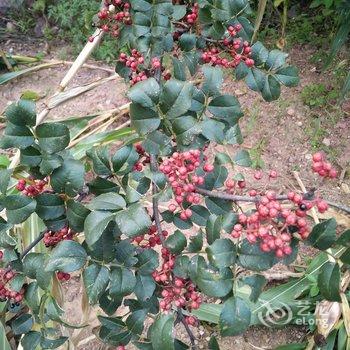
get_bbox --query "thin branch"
[195,187,350,214]
[195,187,288,202]
[150,154,165,246]
[177,308,197,349]
[20,231,46,260]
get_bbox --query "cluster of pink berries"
[89,0,131,41]
[133,143,150,172]
[56,271,71,282]
[16,178,47,197]
[230,190,329,258]
[312,152,337,179]
[0,269,25,303]
[186,3,199,24]
[43,227,74,247]
[132,225,168,248]
[159,150,214,220]
[152,248,201,324]
[201,26,254,68]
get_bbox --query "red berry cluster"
[16,178,47,197]
[152,248,202,321]
[201,26,254,68]
[230,190,328,258]
[0,269,25,303]
[89,0,131,41]
[186,3,198,24]
[132,225,168,248]
[56,271,71,282]
[312,152,337,179]
[116,346,126,350]
[159,151,214,220]
[133,144,150,171]
[43,227,74,247]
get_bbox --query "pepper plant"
[0,0,349,349]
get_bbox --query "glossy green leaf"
[86,146,112,175]
[66,200,91,233]
[84,211,115,246]
[165,230,187,254]
[87,193,126,211]
[36,122,70,154]
[136,248,159,274]
[135,273,156,301]
[112,145,139,175]
[317,261,341,301]
[219,297,251,336]
[0,123,34,149]
[130,103,160,135]
[35,193,65,220]
[275,66,299,87]
[45,240,87,273]
[83,263,110,305]
[151,314,175,350]
[307,218,337,250]
[206,238,236,268]
[110,266,136,297]
[5,99,36,126]
[4,195,36,224]
[202,65,223,96]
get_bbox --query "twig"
[195,187,288,202]
[19,231,46,260]
[325,200,350,215]
[177,308,197,349]
[150,154,165,246]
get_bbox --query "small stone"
[234,89,246,96]
[287,107,295,116]
[322,138,331,147]
[205,337,211,342]
[297,121,303,127]
[305,154,312,160]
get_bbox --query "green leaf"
[0,169,11,195]
[126,309,147,335]
[136,248,159,274]
[190,205,210,226]
[115,240,138,267]
[50,159,84,196]
[66,200,90,233]
[135,273,156,301]
[45,240,87,273]
[35,194,65,220]
[204,165,228,190]
[115,204,152,238]
[265,49,287,70]
[129,103,160,135]
[208,336,220,350]
[99,290,122,316]
[340,248,350,264]
[231,17,253,40]
[11,314,33,336]
[87,193,126,211]
[40,336,68,349]
[202,65,223,96]
[206,215,222,244]
[219,297,251,336]
[261,75,281,101]
[4,195,36,224]
[188,231,203,253]
[208,94,243,125]
[20,146,42,167]
[24,282,40,314]
[171,115,200,146]
[235,62,249,80]
[172,57,186,81]
[336,229,350,247]
[128,78,160,108]
[201,119,225,143]
[5,99,36,126]
[206,238,236,268]
[205,197,232,216]
[173,255,190,279]
[241,274,266,302]
[112,145,139,175]
[88,176,120,195]
[21,331,41,350]
[86,147,112,175]
[83,263,110,305]
[165,230,187,254]
[275,66,299,87]
[317,261,341,301]
[179,33,196,51]
[35,122,70,154]
[251,41,269,66]
[160,79,194,119]
[151,314,175,350]
[225,124,243,145]
[233,149,252,167]
[0,123,34,149]
[84,211,115,246]
[142,130,172,156]
[245,68,265,92]
[23,253,52,290]
[274,344,308,350]
[307,218,337,250]
[0,218,16,248]
[172,4,186,20]
[189,255,233,297]
[238,239,275,271]
[39,154,63,175]
[110,266,136,297]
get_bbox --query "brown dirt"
[0,36,349,350]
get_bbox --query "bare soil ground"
[0,36,349,350]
